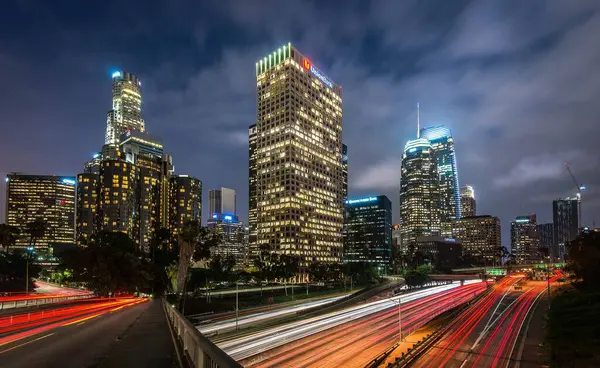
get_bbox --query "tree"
[276,254,300,295]
[26,218,46,248]
[149,228,178,295]
[208,255,236,283]
[567,231,600,290]
[404,268,429,289]
[0,224,20,252]
[307,262,330,283]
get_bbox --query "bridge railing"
[162,298,242,368]
[0,294,94,311]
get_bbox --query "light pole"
[25,247,34,294]
[235,281,239,330]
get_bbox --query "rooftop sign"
[303,58,333,88]
[345,196,377,205]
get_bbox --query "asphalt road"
[0,299,176,368]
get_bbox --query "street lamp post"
[235,282,239,330]
[398,297,403,343]
[25,247,34,294]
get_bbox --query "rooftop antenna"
[417,102,420,138]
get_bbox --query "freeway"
[217,280,484,363]
[0,298,174,368]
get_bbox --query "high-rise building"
[169,175,202,239]
[510,214,540,265]
[98,159,137,238]
[105,71,145,146]
[552,198,578,261]
[76,173,100,245]
[460,185,476,218]
[414,236,463,270]
[209,187,236,216]
[251,43,344,264]
[207,213,247,267]
[248,124,258,261]
[343,196,392,273]
[451,215,501,264]
[5,174,76,250]
[537,222,554,258]
[342,144,348,201]
[420,126,461,221]
[399,138,441,248]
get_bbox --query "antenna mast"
[417,102,420,138]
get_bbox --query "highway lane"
[242,282,488,368]
[218,281,482,362]
[0,299,174,368]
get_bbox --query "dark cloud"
[1,0,599,245]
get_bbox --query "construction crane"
[565,163,586,229]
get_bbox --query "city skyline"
[1,1,600,248]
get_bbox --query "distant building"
[76,173,100,245]
[536,223,554,258]
[5,174,76,250]
[248,124,258,263]
[399,139,441,248]
[209,187,236,216]
[511,214,541,265]
[98,159,137,238]
[460,185,476,218]
[451,215,501,265]
[342,144,348,201]
[553,198,578,262]
[105,71,145,146]
[169,175,202,239]
[415,236,463,270]
[207,213,247,267]
[344,195,392,274]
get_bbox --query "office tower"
[399,138,441,248]
[553,198,579,261]
[248,124,258,261]
[76,173,100,245]
[252,43,344,264]
[105,71,145,146]
[84,153,103,175]
[420,126,461,221]
[537,223,554,258]
[344,196,392,274]
[207,213,247,267]
[169,175,202,239]
[209,187,236,216]
[460,185,476,217]
[99,160,136,238]
[510,214,540,264]
[342,144,348,201]
[414,236,463,270]
[451,215,501,265]
[5,174,76,250]
[158,155,174,229]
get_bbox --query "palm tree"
[26,218,46,249]
[0,224,20,252]
[176,220,200,295]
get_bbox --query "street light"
[25,247,35,294]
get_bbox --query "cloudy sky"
[1,0,599,246]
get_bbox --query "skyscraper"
[452,215,501,264]
[399,138,441,248]
[510,214,540,264]
[5,174,76,250]
[344,196,392,273]
[209,187,236,216]
[169,175,202,239]
[553,198,578,261]
[98,159,136,238]
[342,144,348,201]
[105,71,145,146]
[537,222,554,257]
[420,125,461,222]
[248,124,258,262]
[76,173,100,245]
[460,185,476,218]
[251,43,344,264]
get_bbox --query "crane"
[565,163,586,229]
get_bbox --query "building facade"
[98,159,137,238]
[536,222,554,258]
[207,213,247,267]
[460,185,476,218]
[552,198,578,262]
[415,236,463,270]
[419,126,461,222]
[342,144,348,201]
[76,173,100,245]
[209,187,236,216]
[510,214,540,265]
[251,43,344,264]
[343,196,392,274]
[105,71,145,145]
[169,175,202,239]
[399,138,441,248]
[248,124,258,261]
[5,174,76,250]
[451,215,501,265]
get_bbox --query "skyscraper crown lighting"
[404,138,431,152]
[419,125,452,141]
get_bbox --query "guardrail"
[0,294,94,311]
[162,298,242,368]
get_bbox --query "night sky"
[1,1,599,246]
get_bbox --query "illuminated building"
[169,175,202,239]
[399,138,441,248]
[451,215,501,264]
[420,126,461,222]
[84,153,103,175]
[76,173,100,245]
[460,185,476,217]
[105,71,145,146]
[510,214,541,264]
[248,124,258,261]
[342,144,348,201]
[5,174,76,250]
[414,236,462,270]
[99,159,136,238]
[207,213,247,267]
[552,198,578,261]
[343,196,392,273]
[251,43,344,264]
[209,187,236,216]
[537,223,554,258]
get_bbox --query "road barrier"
[162,298,242,368]
[0,294,93,311]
